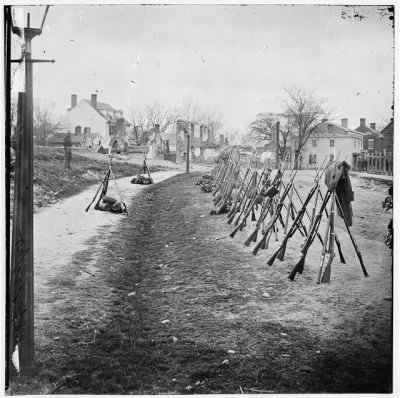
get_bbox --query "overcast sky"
[10,4,395,134]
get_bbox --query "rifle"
[232,167,262,226]
[246,167,285,248]
[214,160,235,204]
[335,195,369,277]
[235,164,276,232]
[244,195,273,246]
[85,167,111,212]
[266,160,329,262]
[317,188,346,263]
[227,163,252,219]
[288,190,332,281]
[212,149,233,196]
[320,192,337,283]
[316,193,335,283]
[216,166,241,214]
[228,169,258,225]
[230,167,270,238]
[251,167,297,252]
[213,158,235,203]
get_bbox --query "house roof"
[312,121,363,139]
[96,101,115,111]
[354,125,380,136]
[70,99,130,125]
[381,120,393,134]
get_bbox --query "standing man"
[64,131,72,169]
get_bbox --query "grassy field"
[10,146,164,212]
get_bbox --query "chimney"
[341,118,348,129]
[360,118,366,128]
[71,94,77,108]
[370,122,376,131]
[91,94,97,109]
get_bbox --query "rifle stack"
[197,149,368,285]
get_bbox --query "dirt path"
[33,170,184,324]
[10,170,392,394]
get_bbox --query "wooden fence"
[352,151,393,175]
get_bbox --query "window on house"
[75,126,82,135]
[368,139,374,150]
[330,154,334,161]
[330,139,335,147]
[312,139,317,147]
[309,154,317,165]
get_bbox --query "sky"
[9,3,395,135]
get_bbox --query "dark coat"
[325,161,354,226]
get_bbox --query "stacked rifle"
[200,149,368,284]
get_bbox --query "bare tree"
[145,101,179,133]
[129,104,151,144]
[129,102,179,145]
[178,98,224,144]
[199,107,223,144]
[33,102,61,145]
[285,87,328,169]
[249,112,276,142]
[180,96,201,123]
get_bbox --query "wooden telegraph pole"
[275,121,280,167]
[186,128,190,174]
[9,6,54,377]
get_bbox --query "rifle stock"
[267,246,281,265]
[276,243,286,261]
[244,228,258,246]
[227,210,238,224]
[264,227,273,249]
[230,222,243,238]
[288,191,332,281]
[252,231,268,255]
[335,235,346,263]
[320,254,334,283]
[288,255,305,280]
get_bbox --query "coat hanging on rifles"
[324,161,354,226]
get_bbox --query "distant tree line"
[129,97,224,145]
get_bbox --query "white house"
[59,94,130,151]
[295,119,364,169]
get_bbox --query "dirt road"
[9,170,393,394]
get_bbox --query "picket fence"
[353,151,393,175]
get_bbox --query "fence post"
[383,150,387,174]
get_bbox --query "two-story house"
[380,119,394,153]
[58,94,130,151]
[354,118,381,153]
[294,119,364,169]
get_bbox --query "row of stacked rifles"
[197,148,369,284]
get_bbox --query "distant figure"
[64,132,72,169]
